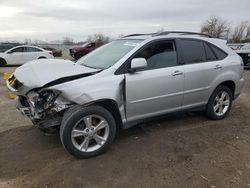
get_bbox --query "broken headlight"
[35,90,60,112]
[27,90,60,113]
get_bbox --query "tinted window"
[204,43,217,61]
[209,44,227,60]
[135,41,177,70]
[181,39,206,64]
[26,47,42,52]
[10,47,24,53]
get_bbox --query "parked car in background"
[41,46,62,57]
[235,43,250,67]
[69,41,104,60]
[0,43,20,52]
[7,31,244,158]
[227,43,244,50]
[0,45,54,66]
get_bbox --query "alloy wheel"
[71,115,110,152]
[213,91,230,116]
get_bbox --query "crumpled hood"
[14,59,98,89]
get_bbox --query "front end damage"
[6,69,85,133]
[16,89,73,133]
[6,59,126,134]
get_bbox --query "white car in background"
[0,45,54,66]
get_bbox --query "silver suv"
[7,31,244,158]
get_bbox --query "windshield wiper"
[81,63,104,70]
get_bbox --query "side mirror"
[130,58,147,72]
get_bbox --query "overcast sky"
[0,0,249,42]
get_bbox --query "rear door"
[180,39,227,109]
[125,40,184,121]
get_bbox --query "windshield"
[242,43,250,50]
[77,39,142,69]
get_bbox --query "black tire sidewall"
[0,58,7,67]
[206,86,233,120]
[60,105,116,159]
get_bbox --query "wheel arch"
[217,80,236,99]
[84,99,123,130]
[38,56,46,59]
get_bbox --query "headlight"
[27,90,60,113]
[36,90,60,111]
[27,91,39,104]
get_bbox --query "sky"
[0,0,249,42]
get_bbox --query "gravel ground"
[0,66,250,188]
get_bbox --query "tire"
[206,85,233,120]
[60,105,116,159]
[0,58,7,67]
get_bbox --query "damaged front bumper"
[7,76,73,130]
[16,95,65,130]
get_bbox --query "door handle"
[172,71,183,76]
[214,65,222,70]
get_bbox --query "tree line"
[201,16,250,43]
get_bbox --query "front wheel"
[60,105,116,159]
[206,85,233,120]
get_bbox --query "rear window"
[181,39,206,64]
[208,44,227,60]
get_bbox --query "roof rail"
[122,31,212,38]
[122,33,156,38]
[154,31,212,38]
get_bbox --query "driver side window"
[134,41,177,70]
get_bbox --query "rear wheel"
[60,105,116,159]
[0,58,7,67]
[38,56,46,59]
[206,85,233,120]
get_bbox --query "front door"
[125,40,184,122]
[7,47,25,65]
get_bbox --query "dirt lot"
[0,67,250,188]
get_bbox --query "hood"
[14,59,98,89]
